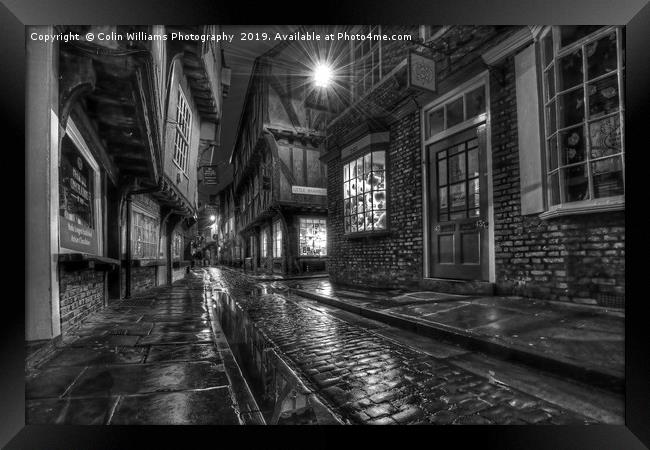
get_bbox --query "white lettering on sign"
[291,186,327,196]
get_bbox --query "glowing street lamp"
[313,63,334,88]
[210,215,216,222]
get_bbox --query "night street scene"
[25,24,625,426]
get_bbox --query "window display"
[343,151,386,233]
[541,26,624,205]
[299,218,327,256]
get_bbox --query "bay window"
[343,151,387,233]
[540,26,624,209]
[131,209,159,259]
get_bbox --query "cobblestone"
[211,268,594,425]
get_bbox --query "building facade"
[323,25,625,307]
[229,42,334,275]
[26,25,227,343]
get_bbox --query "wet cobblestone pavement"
[210,267,601,425]
[26,276,241,425]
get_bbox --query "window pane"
[437,158,447,186]
[558,88,585,128]
[344,164,349,181]
[374,210,387,230]
[364,193,373,212]
[589,116,622,159]
[468,178,480,209]
[465,86,485,119]
[544,67,555,101]
[439,187,448,210]
[467,148,479,177]
[349,179,357,197]
[450,182,466,210]
[446,97,464,128]
[372,151,386,170]
[547,136,559,171]
[592,157,624,198]
[588,75,619,119]
[562,164,589,202]
[344,198,351,216]
[548,172,560,206]
[428,108,444,136]
[560,126,586,165]
[373,190,386,210]
[542,32,554,67]
[357,213,366,231]
[557,49,583,91]
[344,217,351,233]
[364,152,372,174]
[559,26,602,47]
[448,152,466,183]
[587,32,618,79]
[545,101,557,136]
[344,181,350,199]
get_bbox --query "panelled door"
[428,125,489,280]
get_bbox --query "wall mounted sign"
[408,52,436,93]
[59,135,99,254]
[292,186,327,196]
[203,165,219,185]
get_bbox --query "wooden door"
[428,125,489,280]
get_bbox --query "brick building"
[322,25,625,307]
[228,40,336,275]
[26,25,228,343]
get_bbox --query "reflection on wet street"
[209,267,604,425]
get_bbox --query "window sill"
[538,196,625,220]
[344,230,390,239]
[126,258,166,267]
[58,253,120,272]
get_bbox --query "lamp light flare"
[210,215,216,222]
[313,63,333,88]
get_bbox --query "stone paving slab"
[26,275,245,425]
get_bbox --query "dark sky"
[204,25,295,193]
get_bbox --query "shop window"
[59,122,102,255]
[352,25,382,100]
[273,220,283,258]
[131,209,159,259]
[425,85,486,138]
[173,88,192,173]
[540,26,624,207]
[299,218,327,256]
[343,151,387,233]
[172,232,183,259]
[261,227,269,258]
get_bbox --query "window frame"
[130,205,160,260]
[351,25,383,101]
[538,25,625,218]
[261,226,269,258]
[342,149,388,236]
[173,87,192,174]
[298,217,328,257]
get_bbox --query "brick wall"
[59,269,105,332]
[489,56,625,307]
[327,110,423,289]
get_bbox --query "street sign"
[203,165,219,185]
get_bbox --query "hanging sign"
[203,165,219,185]
[292,186,327,196]
[408,52,436,93]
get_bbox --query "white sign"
[292,186,327,196]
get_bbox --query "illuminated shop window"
[173,88,192,173]
[131,209,159,259]
[172,232,183,259]
[343,151,386,233]
[540,26,624,206]
[299,218,327,256]
[261,226,269,258]
[273,220,283,258]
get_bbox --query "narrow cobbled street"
[208,267,621,425]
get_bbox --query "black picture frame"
[6,0,648,448]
